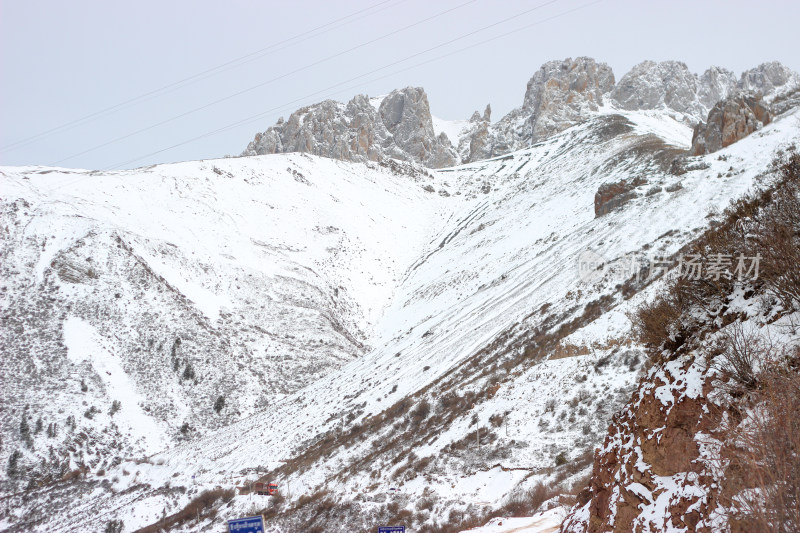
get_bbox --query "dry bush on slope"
[625,150,800,533]
[720,359,800,533]
[633,150,800,363]
[753,152,800,311]
[631,288,686,357]
[135,487,234,533]
[714,321,770,390]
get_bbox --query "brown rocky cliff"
[561,357,724,532]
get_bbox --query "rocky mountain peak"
[378,87,430,131]
[456,57,616,163]
[376,87,457,168]
[739,61,800,100]
[610,60,707,118]
[468,104,492,123]
[242,86,457,168]
[697,65,738,110]
[522,57,614,110]
[243,58,799,168]
[522,56,615,141]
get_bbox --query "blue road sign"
[228,515,265,533]
[378,527,405,533]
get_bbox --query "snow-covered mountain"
[242,58,800,167]
[1,59,800,533]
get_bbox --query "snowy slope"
[462,508,565,533]
[1,106,798,532]
[0,155,450,485]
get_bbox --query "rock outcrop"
[243,59,799,168]
[739,61,800,101]
[458,105,493,162]
[522,57,616,141]
[690,92,771,155]
[458,57,615,162]
[610,61,741,122]
[594,177,646,217]
[697,66,738,111]
[611,60,706,118]
[242,87,458,168]
[561,357,723,532]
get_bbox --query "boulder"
[594,177,646,217]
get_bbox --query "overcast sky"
[1,0,798,170]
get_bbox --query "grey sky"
[1,0,798,170]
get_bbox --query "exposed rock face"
[771,87,800,116]
[691,92,771,155]
[611,61,707,119]
[697,66,738,110]
[243,59,799,168]
[523,57,615,141]
[242,87,457,168]
[594,177,646,217]
[460,57,615,162]
[379,88,458,168]
[561,357,723,532]
[460,118,492,163]
[739,61,800,101]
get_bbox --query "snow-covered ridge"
[4,100,798,531]
[243,58,799,169]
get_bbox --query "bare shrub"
[410,399,431,421]
[135,487,234,532]
[631,289,684,356]
[552,343,590,360]
[292,489,332,511]
[720,365,800,532]
[415,496,435,512]
[105,520,124,533]
[752,152,800,310]
[714,322,768,389]
[488,413,504,428]
[273,489,286,504]
[501,482,560,517]
[631,152,800,370]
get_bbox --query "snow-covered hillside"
[1,100,798,531]
[0,155,450,469]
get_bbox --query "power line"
[31,0,583,201]
[35,0,600,197]
[48,0,480,166]
[107,0,602,171]
[0,0,405,154]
